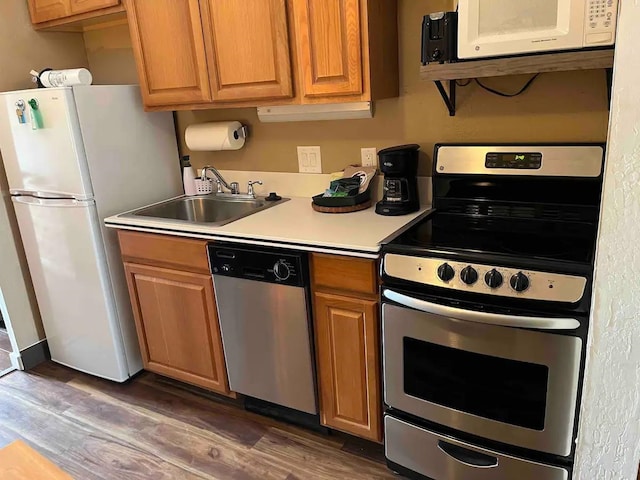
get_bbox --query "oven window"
[403,338,548,430]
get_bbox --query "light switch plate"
[297,146,322,173]
[361,147,377,167]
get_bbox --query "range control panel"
[485,152,542,170]
[384,254,587,303]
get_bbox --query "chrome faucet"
[200,166,262,198]
[247,180,263,197]
[201,166,239,194]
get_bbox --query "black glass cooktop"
[387,212,598,266]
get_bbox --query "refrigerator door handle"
[10,189,92,201]
[12,196,94,207]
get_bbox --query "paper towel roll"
[185,121,246,151]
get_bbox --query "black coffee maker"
[375,144,420,216]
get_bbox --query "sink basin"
[127,195,288,227]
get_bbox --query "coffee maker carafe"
[375,144,420,216]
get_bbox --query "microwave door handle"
[382,289,580,330]
[437,441,498,469]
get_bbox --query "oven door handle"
[382,289,580,330]
[437,441,499,469]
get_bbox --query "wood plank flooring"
[0,362,397,479]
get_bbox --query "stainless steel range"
[380,144,605,480]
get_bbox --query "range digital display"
[485,152,542,169]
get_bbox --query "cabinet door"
[70,0,119,15]
[313,292,382,442]
[28,0,70,23]
[124,263,231,395]
[293,0,363,98]
[125,0,212,107]
[200,0,293,101]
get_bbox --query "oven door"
[458,0,586,59]
[382,289,582,457]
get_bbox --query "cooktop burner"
[388,212,597,266]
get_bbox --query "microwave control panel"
[585,0,618,46]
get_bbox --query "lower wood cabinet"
[313,291,382,442]
[118,231,232,395]
[123,261,232,395]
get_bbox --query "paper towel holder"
[234,125,249,140]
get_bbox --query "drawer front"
[311,253,377,296]
[385,416,569,480]
[118,230,209,274]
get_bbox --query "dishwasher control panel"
[209,243,306,287]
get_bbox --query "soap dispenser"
[182,155,197,196]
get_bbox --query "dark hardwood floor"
[0,362,397,479]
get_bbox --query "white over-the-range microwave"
[457,0,619,59]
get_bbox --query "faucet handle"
[247,180,263,197]
[201,166,212,179]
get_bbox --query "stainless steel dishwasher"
[209,243,318,415]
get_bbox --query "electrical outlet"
[297,146,322,173]
[361,147,377,167]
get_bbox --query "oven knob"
[510,272,530,292]
[484,269,503,289]
[273,261,291,281]
[437,263,455,282]
[460,266,478,285]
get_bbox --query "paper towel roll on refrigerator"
[185,121,247,151]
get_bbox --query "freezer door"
[0,88,93,199]
[12,195,130,381]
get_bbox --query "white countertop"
[105,196,432,258]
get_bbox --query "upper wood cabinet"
[28,0,123,27]
[292,0,363,98]
[28,0,70,23]
[125,0,213,107]
[69,0,119,15]
[126,0,294,108]
[291,0,398,104]
[123,0,398,110]
[200,0,293,102]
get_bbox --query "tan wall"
[0,0,88,352]
[85,0,609,176]
[84,22,137,85]
[0,0,89,90]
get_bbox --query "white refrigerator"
[0,85,183,381]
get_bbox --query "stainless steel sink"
[127,195,288,227]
